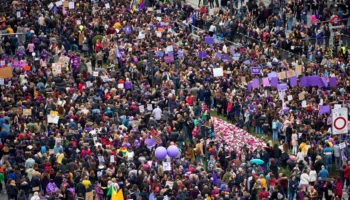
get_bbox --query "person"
[318,166,329,183]
[323,144,333,171]
[30,192,40,200]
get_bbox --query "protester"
[0,0,350,199]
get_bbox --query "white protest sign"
[213,68,223,77]
[332,107,348,135]
[163,161,171,171]
[69,1,75,9]
[47,115,59,124]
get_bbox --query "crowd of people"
[1,0,350,199]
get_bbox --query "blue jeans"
[272,130,278,141]
[255,126,261,135]
[288,191,295,200]
[325,155,332,171]
[245,122,251,133]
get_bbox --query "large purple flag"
[299,76,308,87]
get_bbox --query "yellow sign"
[50,111,58,116]
[23,109,32,116]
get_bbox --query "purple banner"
[199,51,207,58]
[329,77,337,87]
[277,83,288,91]
[319,105,331,114]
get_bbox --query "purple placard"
[290,76,297,87]
[329,77,337,87]
[168,51,174,56]
[164,56,174,63]
[277,83,288,91]
[199,51,207,58]
[221,55,229,62]
[177,51,183,58]
[205,37,214,44]
[215,53,222,59]
[268,72,277,80]
[252,78,259,89]
[270,77,278,87]
[156,51,164,57]
[251,67,261,75]
[319,105,331,114]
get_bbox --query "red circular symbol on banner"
[334,117,346,130]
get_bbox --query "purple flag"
[156,51,164,57]
[268,72,277,80]
[212,170,219,186]
[270,77,278,87]
[319,105,331,114]
[290,76,297,87]
[139,2,145,10]
[252,78,260,89]
[329,77,337,87]
[168,51,174,56]
[205,37,214,44]
[115,48,122,58]
[251,67,261,75]
[164,56,174,63]
[277,83,288,91]
[248,82,252,92]
[199,51,207,58]
[215,53,222,59]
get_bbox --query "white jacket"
[309,170,317,182]
[299,173,310,185]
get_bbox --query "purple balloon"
[145,138,156,147]
[167,146,179,158]
[155,147,167,160]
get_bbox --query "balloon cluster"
[154,143,179,160]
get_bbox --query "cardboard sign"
[0,67,13,78]
[295,65,302,76]
[287,70,295,78]
[339,142,346,149]
[278,71,286,80]
[23,109,32,116]
[12,108,23,115]
[298,92,305,100]
[85,191,93,200]
[52,63,62,75]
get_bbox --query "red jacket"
[335,181,343,196]
[344,166,350,179]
